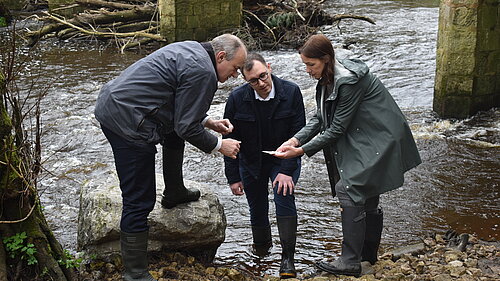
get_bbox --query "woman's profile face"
[300,53,326,80]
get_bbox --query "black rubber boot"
[361,208,383,265]
[277,216,297,279]
[120,231,157,281]
[161,147,200,209]
[251,225,272,257]
[315,206,366,277]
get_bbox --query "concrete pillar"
[434,0,500,119]
[159,0,242,43]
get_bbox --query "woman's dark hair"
[299,34,335,85]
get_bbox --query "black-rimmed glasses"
[247,72,269,85]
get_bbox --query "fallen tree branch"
[44,11,163,40]
[291,0,305,21]
[329,13,376,25]
[243,9,276,42]
[26,5,156,45]
[72,5,156,25]
[23,0,374,51]
[76,0,138,10]
[112,21,158,33]
[51,3,80,12]
[120,37,155,53]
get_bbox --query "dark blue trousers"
[240,159,300,227]
[101,125,157,233]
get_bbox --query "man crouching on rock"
[94,34,247,281]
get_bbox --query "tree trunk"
[0,48,76,281]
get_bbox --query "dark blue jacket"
[223,75,306,184]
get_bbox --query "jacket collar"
[321,58,369,101]
[200,42,219,81]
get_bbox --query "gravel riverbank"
[78,231,499,280]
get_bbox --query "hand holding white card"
[262,150,284,156]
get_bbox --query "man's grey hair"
[210,34,247,61]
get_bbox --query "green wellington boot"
[362,208,383,264]
[251,225,273,257]
[121,231,157,281]
[161,147,200,209]
[315,206,366,277]
[277,216,297,279]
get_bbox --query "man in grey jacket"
[94,34,246,281]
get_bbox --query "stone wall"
[159,0,242,42]
[434,0,500,119]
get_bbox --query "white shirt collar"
[254,81,275,101]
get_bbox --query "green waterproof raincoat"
[295,58,421,203]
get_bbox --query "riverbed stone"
[387,242,426,261]
[77,172,226,262]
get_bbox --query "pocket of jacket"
[274,110,295,119]
[234,112,256,122]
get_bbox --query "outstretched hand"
[274,146,304,159]
[277,137,299,151]
[205,118,234,135]
[275,137,304,159]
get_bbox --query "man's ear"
[216,51,226,63]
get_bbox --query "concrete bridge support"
[159,0,242,43]
[434,0,500,119]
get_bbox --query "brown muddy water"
[2,0,498,278]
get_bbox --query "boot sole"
[161,200,195,209]
[161,193,200,209]
[279,272,297,279]
[314,261,361,277]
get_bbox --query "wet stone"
[444,250,463,262]
[389,243,426,261]
[449,260,464,267]
[449,265,467,277]
[433,274,452,281]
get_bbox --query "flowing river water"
[4,0,499,277]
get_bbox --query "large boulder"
[77,172,226,262]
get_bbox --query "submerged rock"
[77,172,226,262]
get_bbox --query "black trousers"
[101,125,157,233]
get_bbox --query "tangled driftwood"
[239,0,375,49]
[24,0,375,51]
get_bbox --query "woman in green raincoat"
[275,34,421,277]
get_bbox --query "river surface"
[4,0,499,278]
